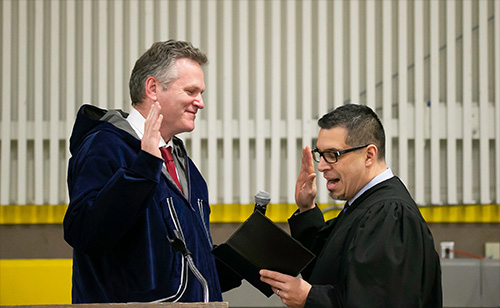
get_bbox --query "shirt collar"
[348,168,394,206]
[126,107,168,148]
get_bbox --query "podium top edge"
[0,303,229,308]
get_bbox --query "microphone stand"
[186,254,209,303]
[169,237,210,303]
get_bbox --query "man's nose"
[317,157,331,172]
[194,95,204,109]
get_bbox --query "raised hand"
[295,146,317,212]
[142,101,163,158]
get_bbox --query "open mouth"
[326,178,340,190]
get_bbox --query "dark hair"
[318,104,386,160]
[129,40,208,105]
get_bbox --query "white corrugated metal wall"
[0,0,499,207]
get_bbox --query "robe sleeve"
[289,206,326,250]
[215,255,243,292]
[64,130,163,254]
[289,206,328,280]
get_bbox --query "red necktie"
[160,146,183,193]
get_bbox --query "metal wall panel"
[0,0,498,207]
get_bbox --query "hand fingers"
[259,269,290,285]
[153,113,163,132]
[306,172,316,182]
[298,174,316,190]
[142,102,162,158]
[148,102,160,123]
[303,145,311,157]
[144,102,157,132]
[145,102,162,133]
[302,145,312,160]
[300,146,310,168]
[299,146,314,175]
[262,270,311,308]
[272,287,284,298]
[295,146,317,210]
[260,276,286,296]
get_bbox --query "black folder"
[212,211,315,297]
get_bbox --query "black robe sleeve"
[289,206,329,280]
[215,253,243,292]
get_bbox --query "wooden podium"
[0,303,228,308]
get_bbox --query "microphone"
[254,190,271,216]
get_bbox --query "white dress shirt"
[347,168,394,208]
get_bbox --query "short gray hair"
[129,40,208,106]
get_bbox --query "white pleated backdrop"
[1,0,499,207]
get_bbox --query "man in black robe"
[260,104,442,308]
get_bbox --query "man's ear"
[365,144,378,166]
[145,76,158,101]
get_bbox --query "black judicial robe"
[289,176,442,308]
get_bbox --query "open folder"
[212,211,315,297]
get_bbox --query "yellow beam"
[0,205,67,224]
[0,204,499,224]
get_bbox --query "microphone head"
[254,190,271,206]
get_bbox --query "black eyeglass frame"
[311,144,370,164]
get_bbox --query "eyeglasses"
[311,144,370,164]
